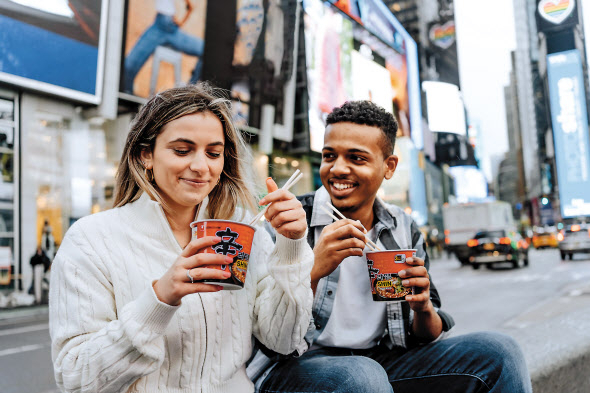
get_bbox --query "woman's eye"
[351,155,365,162]
[174,149,190,155]
[322,153,335,160]
[208,152,222,158]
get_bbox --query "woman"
[49,83,313,393]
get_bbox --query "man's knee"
[337,356,392,393]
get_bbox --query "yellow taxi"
[532,227,559,249]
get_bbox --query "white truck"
[442,201,516,265]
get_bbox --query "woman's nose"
[190,152,208,172]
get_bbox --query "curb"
[0,305,49,325]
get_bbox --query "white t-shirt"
[155,0,176,16]
[315,230,387,349]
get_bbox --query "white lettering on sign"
[557,77,577,134]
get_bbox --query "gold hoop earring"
[216,177,221,186]
[144,167,154,182]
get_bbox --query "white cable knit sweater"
[49,193,314,393]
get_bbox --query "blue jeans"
[123,13,204,93]
[258,332,532,393]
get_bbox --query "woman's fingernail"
[216,285,224,291]
[399,270,405,276]
[402,280,410,286]
[226,256,234,263]
[259,199,266,206]
[223,271,231,277]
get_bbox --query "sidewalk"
[0,304,49,327]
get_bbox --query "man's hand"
[398,256,442,340]
[310,220,366,292]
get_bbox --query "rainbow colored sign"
[538,0,575,25]
[429,21,455,50]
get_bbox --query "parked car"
[558,224,590,260]
[467,229,529,269]
[532,227,559,249]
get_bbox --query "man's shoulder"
[377,199,414,225]
[297,191,317,208]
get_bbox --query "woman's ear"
[140,149,153,169]
[384,154,398,180]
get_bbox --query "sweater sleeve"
[49,223,179,393]
[250,229,314,356]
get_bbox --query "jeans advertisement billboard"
[0,0,108,104]
[121,0,207,98]
[546,49,590,217]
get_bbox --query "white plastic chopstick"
[249,170,303,226]
[319,205,379,252]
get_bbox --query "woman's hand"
[153,236,233,306]
[258,178,307,240]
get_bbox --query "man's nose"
[330,157,350,175]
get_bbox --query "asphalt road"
[430,247,590,392]
[1,247,589,393]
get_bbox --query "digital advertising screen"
[546,49,590,218]
[121,0,207,98]
[0,0,108,104]
[302,0,418,152]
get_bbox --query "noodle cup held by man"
[191,220,256,290]
[366,249,417,302]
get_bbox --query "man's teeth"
[333,183,354,190]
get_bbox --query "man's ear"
[140,149,153,169]
[384,154,398,180]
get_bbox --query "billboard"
[303,0,418,152]
[121,0,207,98]
[448,165,488,203]
[0,0,108,104]
[546,49,590,217]
[422,81,466,135]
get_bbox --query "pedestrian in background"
[29,245,50,304]
[250,100,532,393]
[49,83,313,393]
[41,219,55,261]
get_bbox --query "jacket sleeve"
[49,223,178,393]
[249,227,314,356]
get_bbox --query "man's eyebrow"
[348,148,370,154]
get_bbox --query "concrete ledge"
[531,351,590,393]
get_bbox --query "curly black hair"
[326,100,398,157]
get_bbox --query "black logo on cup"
[212,227,243,257]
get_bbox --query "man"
[251,101,532,393]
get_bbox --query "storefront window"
[0,96,16,287]
[26,113,116,258]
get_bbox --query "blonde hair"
[114,82,257,219]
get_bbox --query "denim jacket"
[302,187,454,349]
[247,187,454,385]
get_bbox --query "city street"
[0,309,56,393]
[1,247,590,392]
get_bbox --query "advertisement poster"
[0,0,108,104]
[546,49,590,217]
[122,0,207,98]
[303,0,415,152]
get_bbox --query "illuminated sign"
[429,21,455,49]
[546,49,590,217]
[538,0,575,25]
[0,0,108,104]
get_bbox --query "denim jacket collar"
[310,186,397,233]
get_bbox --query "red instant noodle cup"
[365,249,417,302]
[190,220,256,290]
